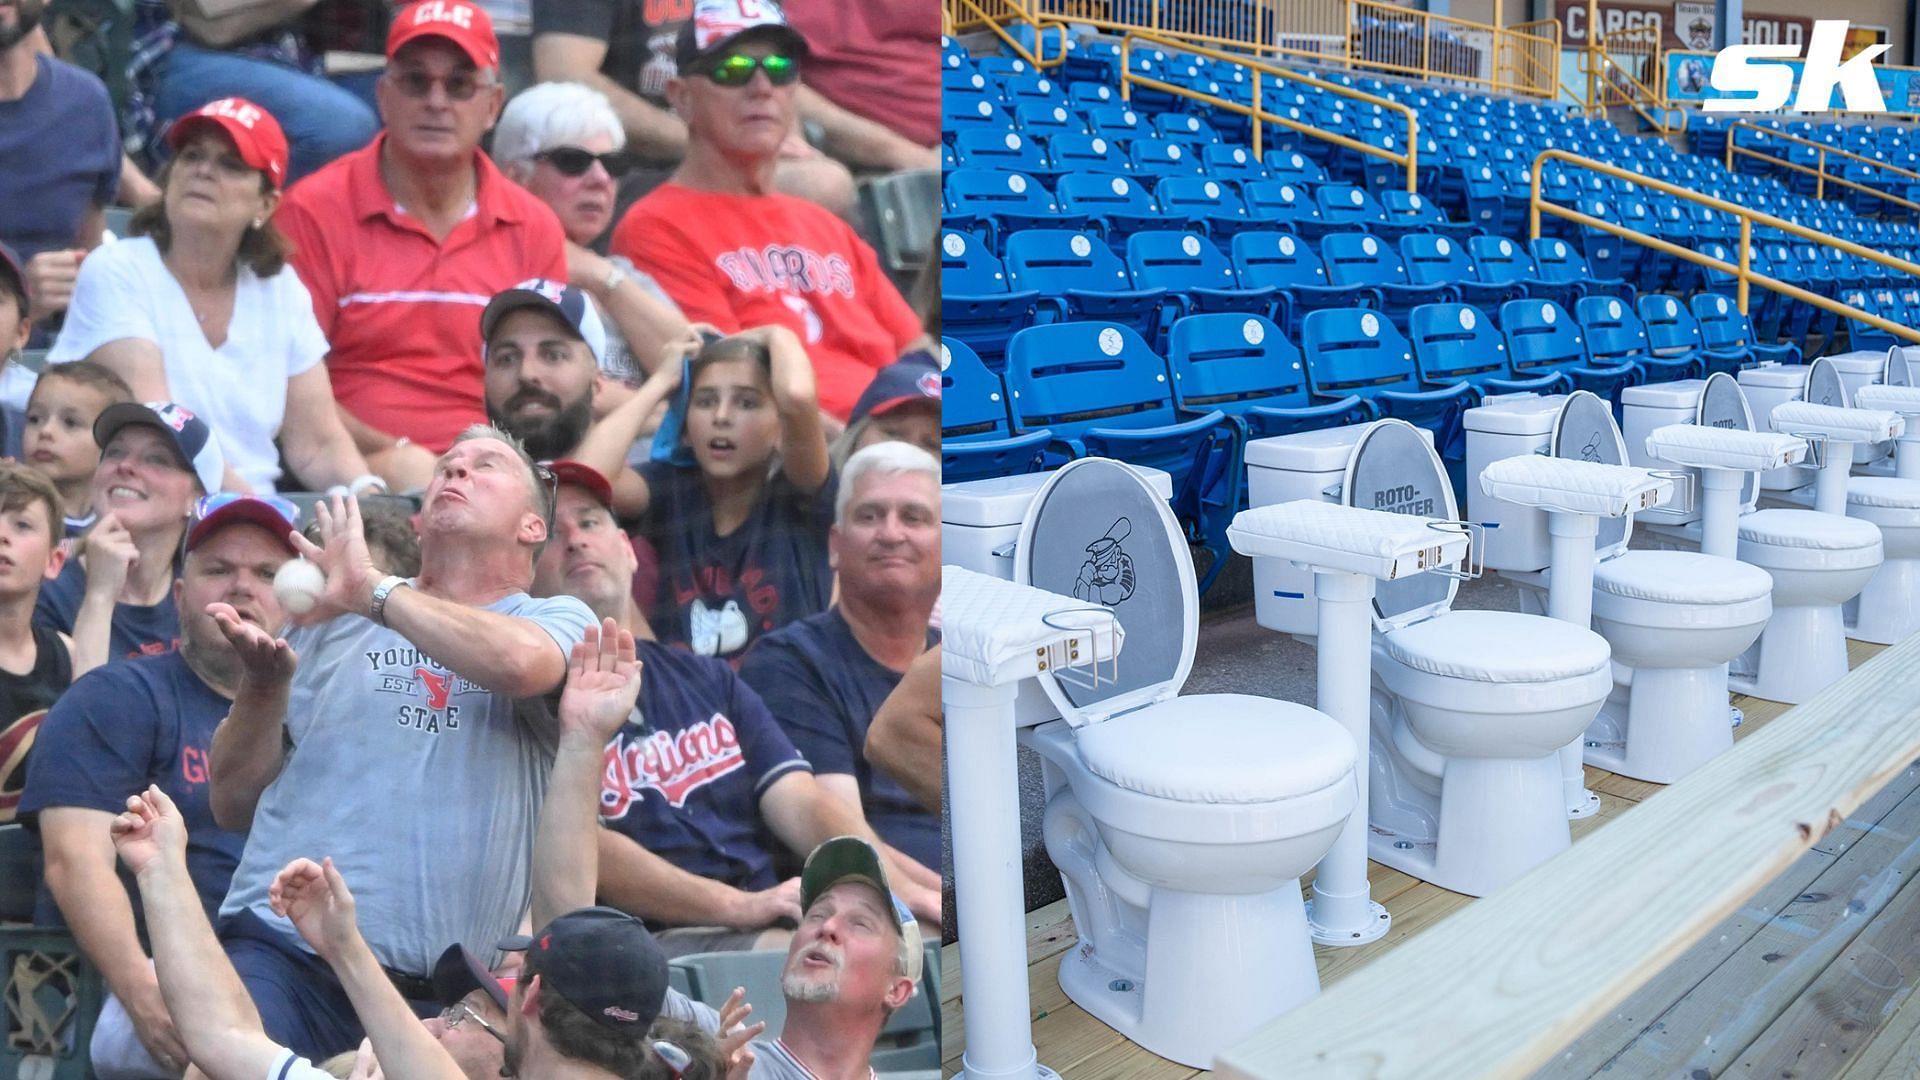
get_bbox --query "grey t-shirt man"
[220,591,595,976]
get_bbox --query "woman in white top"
[49,97,377,496]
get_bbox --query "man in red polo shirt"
[276,0,568,488]
[609,0,930,425]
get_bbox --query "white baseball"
[273,558,325,616]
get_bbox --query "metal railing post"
[1253,69,1263,158]
[1818,148,1827,201]
[1738,217,1752,316]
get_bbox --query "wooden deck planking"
[940,641,1891,1077]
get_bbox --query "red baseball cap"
[166,98,289,190]
[544,460,613,510]
[388,0,500,71]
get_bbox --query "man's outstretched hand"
[270,857,364,965]
[110,785,188,878]
[557,618,642,747]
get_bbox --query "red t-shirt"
[784,0,940,148]
[277,134,569,452]
[611,183,921,421]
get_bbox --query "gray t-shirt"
[220,591,596,975]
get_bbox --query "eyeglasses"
[442,1001,506,1045]
[532,463,558,528]
[700,52,800,87]
[651,1041,692,1079]
[390,69,494,102]
[191,492,301,529]
[535,147,630,179]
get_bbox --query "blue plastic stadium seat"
[1400,233,1521,311]
[944,169,1076,249]
[939,229,1038,367]
[1300,307,1474,463]
[951,129,1048,174]
[1408,302,1563,398]
[1055,173,1166,251]
[1690,293,1801,366]
[1637,293,1739,377]
[1230,231,1377,339]
[1498,298,1639,406]
[1127,230,1275,326]
[1531,236,1633,307]
[1004,322,1242,593]
[1005,229,1167,343]
[1127,137,1205,177]
[1319,232,1454,324]
[1577,295,1700,384]
[1154,177,1255,239]
[939,337,1051,482]
[1166,313,1370,440]
[1241,180,1326,239]
[1043,134,1127,178]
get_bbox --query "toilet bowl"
[1734,508,1882,702]
[1244,419,1614,897]
[1009,457,1358,1069]
[1468,388,1774,784]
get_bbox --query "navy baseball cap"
[675,0,809,70]
[0,243,26,312]
[481,279,607,368]
[500,907,668,1031]
[850,352,941,426]
[431,944,516,1012]
[93,401,225,495]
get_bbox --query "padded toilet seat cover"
[1592,550,1773,605]
[1074,694,1355,804]
[1848,477,1920,511]
[1738,508,1883,550]
[1384,609,1611,683]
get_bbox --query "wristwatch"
[369,575,412,627]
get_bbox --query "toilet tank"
[1817,351,1894,466]
[1621,380,1706,525]
[1463,394,1567,571]
[1739,364,1817,491]
[941,465,1175,727]
[1244,424,1433,635]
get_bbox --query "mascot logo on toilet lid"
[1551,391,1634,556]
[1806,356,1848,407]
[1699,372,1761,510]
[1341,420,1459,631]
[1014,458,1195,724]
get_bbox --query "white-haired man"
[740,441,940,881]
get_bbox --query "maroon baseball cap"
[388,0,500,71]
[185,493,301,556]
[166,97,290,190]
[544,460,613,510]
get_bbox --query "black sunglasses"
[701,52,801,87]
[535,146,631,178]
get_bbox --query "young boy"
[0,461,107,823]
[22,360,135,538]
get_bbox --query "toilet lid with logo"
[1014,457,1196,727]
[1889,346,1919,387]
[1549,390,1634,557]
[1698,372,1761,511]
[1805,356,1849,407]
[1339,419,1461,631]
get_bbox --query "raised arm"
[597,828,802,930]
[205,604,298,830]
[739,325,828,494]
[794,85,938,173]
[280,364,377,492]
[531,619,641,928]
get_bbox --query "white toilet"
[1245,419,1615,897]
[995,457,1360,1069]
[1468,390,1774,784]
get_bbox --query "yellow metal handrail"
[943,0,1067,70]
[1119,27,1419,190]
[1724,121,1920,210]
[1529,149,1920,345]
[1344,0,1557,98]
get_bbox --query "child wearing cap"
[47,98,379,497]
[828,350,941,470]
[34,402,224,663]
[0,461,111,825]
[22,360,135,539]
[573,323,833,663]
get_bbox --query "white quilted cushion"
[1770,400,1901,444]
[1738,508,1883,550]
[1644,424,1804,471]
[1848,477,1920,510]
[1592,550,1773,605]
[1074,694,1353,803]
[1229,501,1462,579]
[1384,610,1610,683]
[1479,456,1667,517]
[939,565,1123,686]
[1854,384,1920,414]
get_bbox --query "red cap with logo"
[543,459,613,511]
[388,0,500,71]
[166,98,289,190]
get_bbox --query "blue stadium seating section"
[941,32,1920,590]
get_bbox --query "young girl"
[574,323,831,663]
